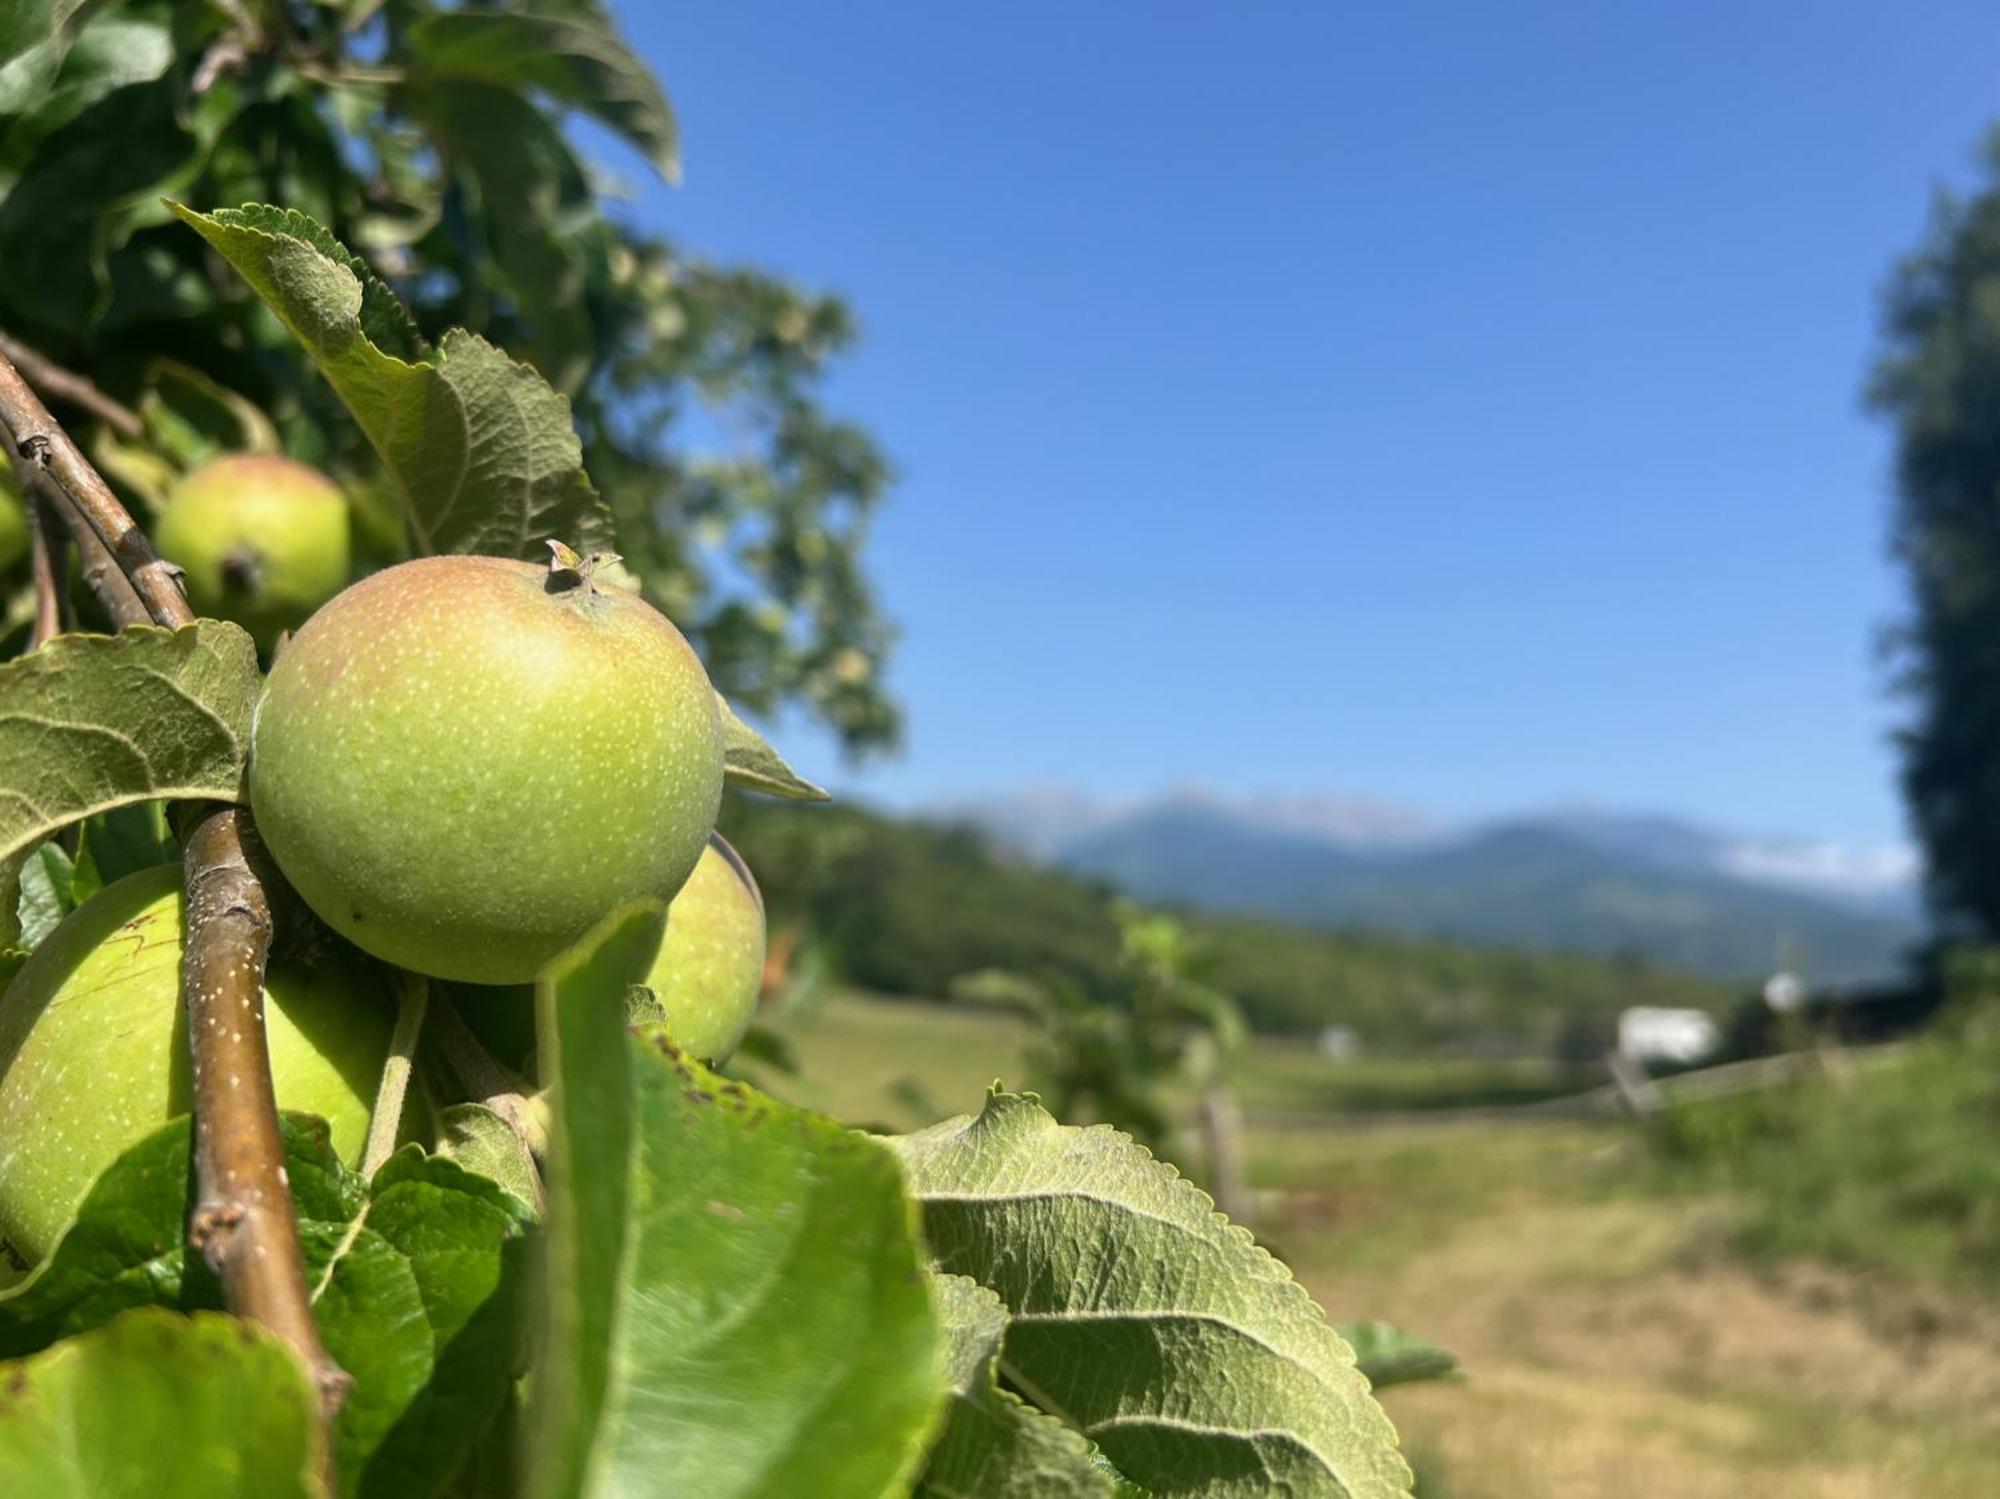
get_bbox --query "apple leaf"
[14,840,75,949]
[887,1093,1414,1499]
[168,201,617,562]
[401,0,671,397]
[69,799,176,903]
[0,622,258,868]
[1337,1321,1460,1390]
[405,7,678,179]
[528,903,946,1499]
[134,356,284,469]
[718,692,828,801]
[318,1148,538,1497]
[0,1119,212,1353]
[437,1101,542,1212]
[0,1,57,76]
[916,1272,1113,1499]
[0,1308,324,1498]
[0,12,173,178]
[0,1115,534,1499]
[414,81,595,395]
[0,66,222,332]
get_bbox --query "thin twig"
[362,973,429,1177]
[0,332,143,439]
[0,346,189,628]
[192,35,252,95]
[0,362,148,630]
[183,809,352,1454]
[13,461,146,629]
[24,493,63,650]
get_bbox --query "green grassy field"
[753,990,2000,1498]
[747,988,1599,1128]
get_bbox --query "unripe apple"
[453,834,767,1071]
[249,553,725,985]
[153,454,351,650]
[0,865,394,1266]
[0,470,26,574]
[645,834,767,1063]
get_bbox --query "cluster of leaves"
[722,795,1734,1050]
[1,902,1419,1496]
[0,0,896,747]
[0,196,1427,1495]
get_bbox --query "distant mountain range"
[939,791,1924,984]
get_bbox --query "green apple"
[249,553,725,985]
[644,834,766,1063]
[0,469,26,574]
[153,453,351,649]
[0,865,394,1266]
[453,834,767,1072]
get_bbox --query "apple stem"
[24,490,65,649]
[183,806,351,1485]
[543,536,621,598]
[363,970,429,1178]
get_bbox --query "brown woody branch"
[183,808,352,1434]
[0,335,155,631]
[0,344,345,1476]
[4,449,145,630]
[0,332,142,439]
[67,503,150,628]
[0,343,189,629]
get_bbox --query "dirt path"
[1264,1119,2000,1498]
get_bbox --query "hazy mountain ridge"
[943,791,1923,983]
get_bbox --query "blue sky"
[611,3,2000,849]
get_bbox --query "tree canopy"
[1873,129,2000,937]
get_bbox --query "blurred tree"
[0,0,897,749]
[1872,131,2000,935]
[952,905,1248,1212]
